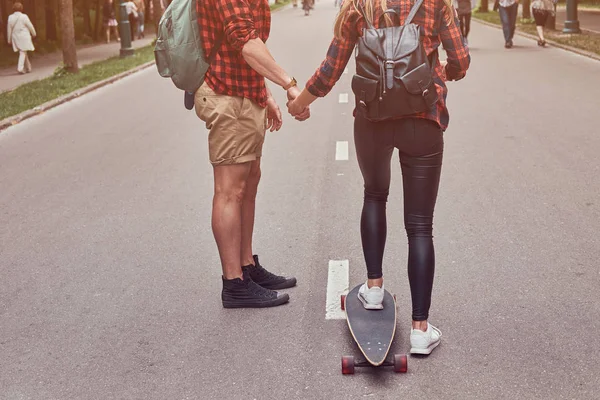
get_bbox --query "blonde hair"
[334,0,455,40]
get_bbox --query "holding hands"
[286,86,311,121]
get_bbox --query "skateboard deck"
[341,284,407,374]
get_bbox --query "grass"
[0,45,155,121]
[472,10,600,56]
[270,0,292,11]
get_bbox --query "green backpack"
[154,0,222,93]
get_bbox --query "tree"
[81,0,92,37]
[479,0,489,12]
[59,0,79,72]
[151,0,163,31]
[93,0,103,40]
[522,0,531,19]
[46,0,58,41]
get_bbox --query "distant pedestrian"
[103,0,120,43]
[498,0,519,48]
[124,1,139,41]
[6,2,36,75]
[455,0,472,44]
[133,0,146,39]
[531,0,554,47]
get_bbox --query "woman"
[288,0,469,354]
[6,2,36,75]
[124,0,138,41]
[456,0,472,44]
[103,0,120,43]
[531,0,554,47]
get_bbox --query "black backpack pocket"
[399,63,439,113]
[351,75,379,118]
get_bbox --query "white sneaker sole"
[410,339,440,355]
[358,292,384,310]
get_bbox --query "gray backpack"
[351,0,439,121]
[154,0,222,93]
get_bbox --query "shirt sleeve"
[25,16,36,37]
[306,10,361,97]
[440,14,470,81]
[215,0,259,51]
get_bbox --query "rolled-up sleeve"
[216,0,259,51]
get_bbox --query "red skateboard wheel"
[341,355,355,375]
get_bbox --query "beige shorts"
[194,83,267,166]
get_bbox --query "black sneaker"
[222,269,289,308]
[243,255,297,290]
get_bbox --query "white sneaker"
[410,323,442,355]
[357,282,384,310]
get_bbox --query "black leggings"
[354,116,443,321]
[459,13,471,39]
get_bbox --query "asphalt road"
[2,4,600,400]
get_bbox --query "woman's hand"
[266,96,283,132]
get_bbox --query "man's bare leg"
[212,163,252,279]
[240,158,261,267]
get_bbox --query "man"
[132,0,145,39]
[124,0,138,41]
[498,0,519,48]
[195,0,309,308]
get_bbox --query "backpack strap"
[405,0,425,25]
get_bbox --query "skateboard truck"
[341,354,408,375]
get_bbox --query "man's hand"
[286,87,310,121]
[266,96,283,132]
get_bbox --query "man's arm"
[241,38,293,91]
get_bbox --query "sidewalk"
[555,8,600,34]
[0,37,155,93]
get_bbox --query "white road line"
[325,260,350,320]
[339,93,349,103]
[335,141,349,161]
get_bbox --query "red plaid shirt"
[306,0,470,130]
[197,0,271,107]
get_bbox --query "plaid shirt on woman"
[306,0,470,130]
[197,0,271,107]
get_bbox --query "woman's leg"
[354,114,395,287]
[17,51,26,73]
[24,52,31,72]
[394,118,443,325]
[464,13,471,38]
[459,15,466,38]
[106,26,110,43]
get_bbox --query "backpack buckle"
[422,88,429,97]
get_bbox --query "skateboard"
[340,285,408,375]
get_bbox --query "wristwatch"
[283,77,297,91]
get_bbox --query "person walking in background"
[133,0,146,39]
[6,2,36,75]
[456,0,472,44]
[124,0,138,41]
[498,0,518,48]
[103,0,120,43]
[531,0,554,47]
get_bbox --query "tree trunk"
[46,0,58,41]
[151,0,163,30]
[59,0,79,72]
[82,0,92,36]
[479,0,489,12]
[93,0,103,40]
[522,0,531,19]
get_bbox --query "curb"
[0,60,156,132]
[473,18,600,62]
